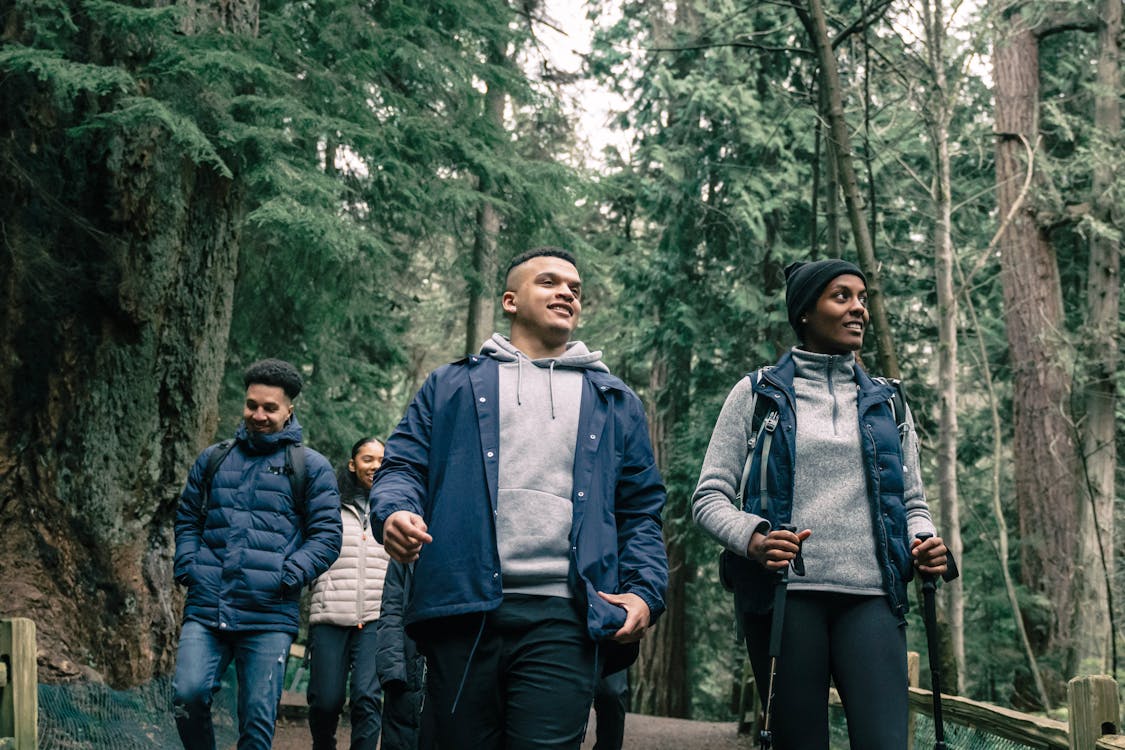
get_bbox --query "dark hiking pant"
[741,592,907,750]
[419,595,598,750]
[592,668,629,750]
[307,623,382,750]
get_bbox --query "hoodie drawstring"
[548,360,556,419]
[516,355,523,406]
[450,612,488,717]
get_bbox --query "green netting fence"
[39,673,238,750]
[37,680,1053,750]
[827,706,1052,750]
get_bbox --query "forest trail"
[270,712,752,749]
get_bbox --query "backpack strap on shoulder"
[874,376,909,443]
[285,443,308,517]
[200,439,237,515]
[736,367,778,513]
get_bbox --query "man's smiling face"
[502,255,583,351]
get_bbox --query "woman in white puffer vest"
[307,437,391,750]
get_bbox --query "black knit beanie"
[784,259,867,335]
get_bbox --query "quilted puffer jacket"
[309,487,391,626]
[174,417,342,634]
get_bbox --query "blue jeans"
[307,623,383,750]
[172,620,293,750]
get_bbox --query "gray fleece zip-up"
[692,349,935,596]
[479,334,610,598]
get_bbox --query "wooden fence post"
[907,651,919,750]
[0,618,37,750]
[1068,675,1120,750]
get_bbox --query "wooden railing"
[0,618,36,750]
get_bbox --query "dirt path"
[271,712,752,749]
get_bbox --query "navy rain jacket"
[371,354,668,645]
[174,416,342,634]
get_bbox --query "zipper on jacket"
[864,419,903,617]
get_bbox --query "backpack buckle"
[762,412,779,433]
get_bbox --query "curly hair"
[243,358,303,399]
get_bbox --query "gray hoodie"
[479,334,610,598]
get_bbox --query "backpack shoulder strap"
[200,439,237,513]
[285,443,308,516]
[873,376,909,442]
[736,367,778,510]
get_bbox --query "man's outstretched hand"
[382,510,432,563]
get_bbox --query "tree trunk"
[992,5,1081,661]
[0,0,254,687]
[629,0,694,719]
[922,0,965,694]
[804,0,899,378]
[1070,0,1120,676]
[820,84,841,258]
[631,347,691,718]
[464,45,506,356]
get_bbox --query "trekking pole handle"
[779,524,805,577]
[914,532,938,591]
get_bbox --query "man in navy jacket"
[373,248,668,750]
[172,359,342,750]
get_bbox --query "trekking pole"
[759,524,803,750]
[915,532,957,750]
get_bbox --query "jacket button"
[487,451,495,458]
[589,434,596,440]
[219,622,228,629]
[479,397,486,403]
[577,491,585,497]
[493,572,499,579]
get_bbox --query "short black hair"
[350,436,383,459]
[504,246,578,286]
[243,358,302,400]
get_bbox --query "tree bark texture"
[1071,0,1120,676]
[992,7,1081,658]
[0,0,254,686]
[632,347,690,718]
[463,45,506,357]
[804,0,900,379]
[629,0,694,718]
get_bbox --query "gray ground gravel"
[270,712,753,749]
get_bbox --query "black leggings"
[742,592,907,750]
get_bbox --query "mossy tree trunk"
[0,0,256,686]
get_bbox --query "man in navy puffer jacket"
[172,358,342,750]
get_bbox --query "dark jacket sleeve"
[282,450,342,590]
[173,450,210,586]
[614,392,669,621]
[371,373,437,541]
[375,561,409,687]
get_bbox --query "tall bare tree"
[800,0,900,378]
[464,41,507,356]
[919,0,967,693]
[991,2,1084,666]
[1072,0,1120,676]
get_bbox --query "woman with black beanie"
[692,259,950,749]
